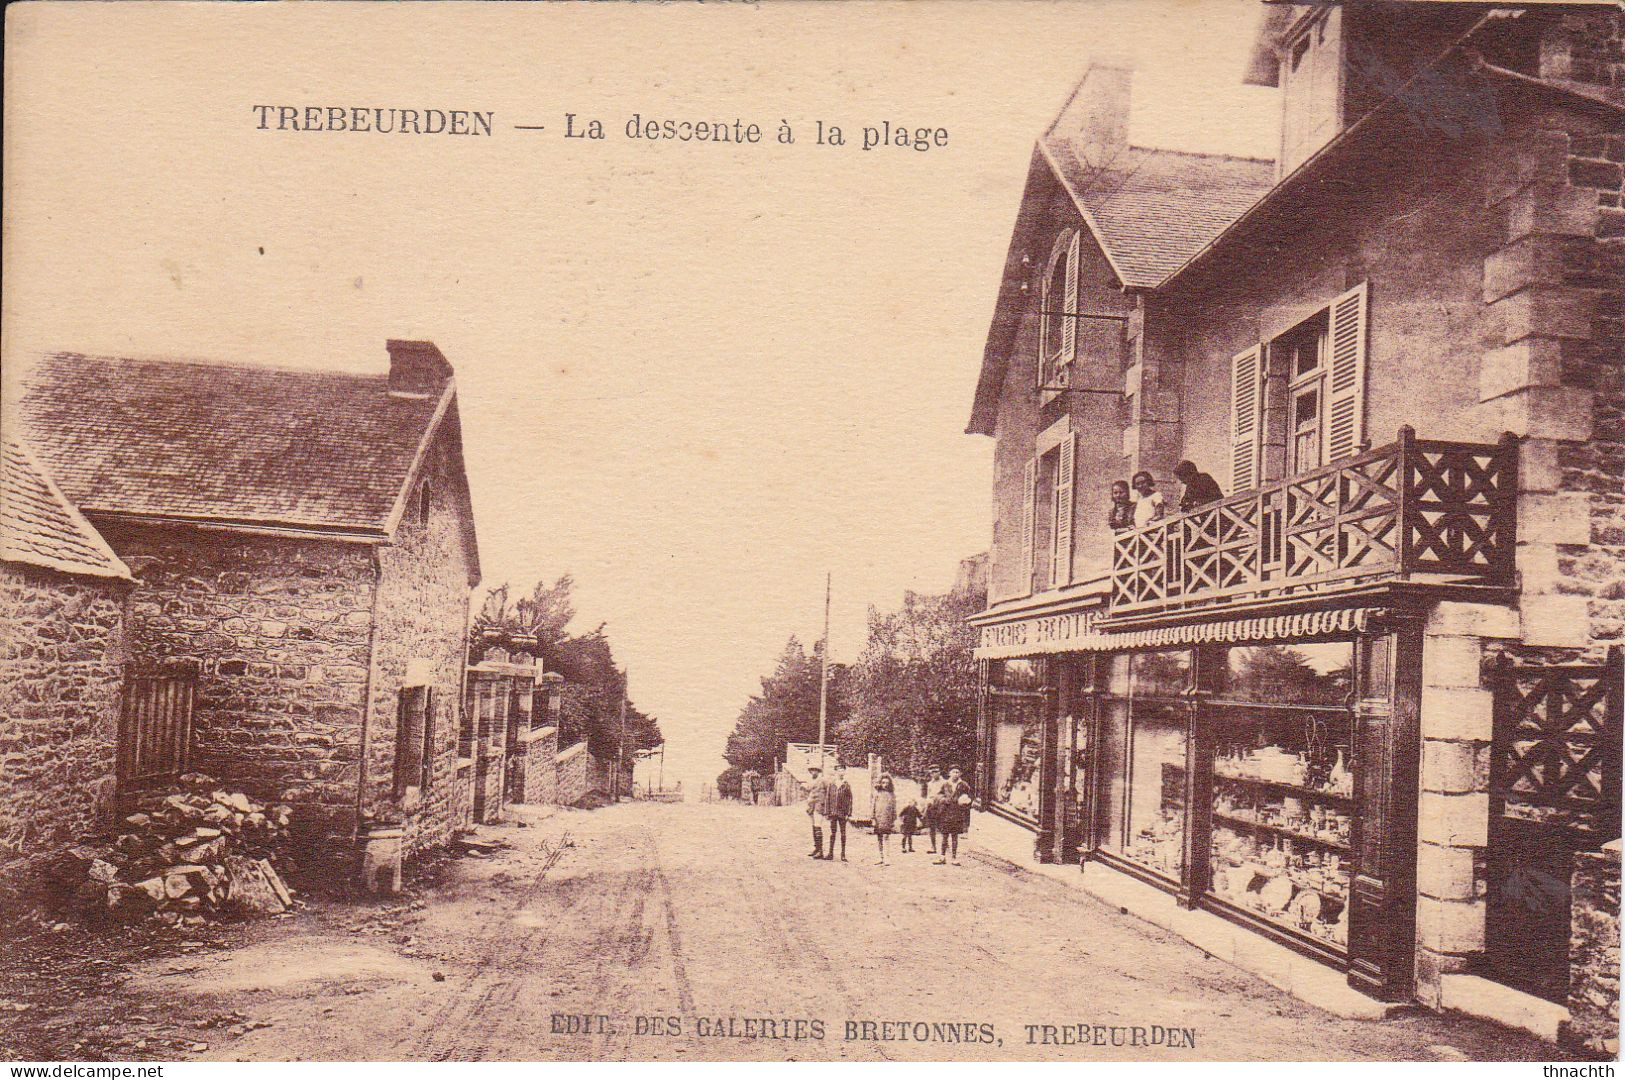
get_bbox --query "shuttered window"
[394,686,437,796]
[119,676,196,785]
[1061,232,1080,365]
[1020,458,1037,596]
[1051,433,1076,589]
[1229,345,1263,493]
[1040,230,1081,391]
[1324,281,1369,463]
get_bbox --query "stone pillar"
[1478,119,1613,652]
[1413,600,1520,1007]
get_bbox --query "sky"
[3,0,1279,796]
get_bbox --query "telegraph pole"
[817,572,831,773]
[617,668,628,801]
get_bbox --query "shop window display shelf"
[1212,811,1351,854]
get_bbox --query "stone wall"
[1564,840,1621,1058]
[0,563,128,896]
[366,434,476,857]
[97,522,374,869]
[556,741,589,806]
[515,725,558,804]
[1480,90,1624,657]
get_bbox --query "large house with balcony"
[964,3,1621,1040]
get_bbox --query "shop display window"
[1126,701,1187,880]
[991,698,1044,819]
[1096,700,1129,854]
[1207,641,1355,952]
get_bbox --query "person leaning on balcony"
[1108,479,1136,531]
[1131,471,1165,528]
[1174,460,1224,512]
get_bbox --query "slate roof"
[1,434,131,580]
[15,352,448,533]
[1039,139,1276,288]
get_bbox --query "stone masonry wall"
[0,563,128,897]
[519,726,559,804]
[556,742,589,807]
[1564,841,1621,1058]
[365,434,476,858]
[1481,19,1625,657]
[97,521,375,872]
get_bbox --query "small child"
[898,798,922,853]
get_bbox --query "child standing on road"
[898,797,921,853]
[870,774,897,866]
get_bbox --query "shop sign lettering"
[979,610,1097,654]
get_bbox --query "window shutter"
[1229,344,1263,492]
[1052,433,1076,588]
[421,689,437,791]
[1020,459,1036,595]
[1062,232,1080,365]
[1324,281,1369,462]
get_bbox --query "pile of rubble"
[73,775,296,925]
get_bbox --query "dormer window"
[1278,6,1344,176]
[1039,230,1081,393]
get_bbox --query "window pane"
[991,699,1043,819]
[990,658,1047,692]
[1131,649,1191,698]
[1209,702,1353,951]
[1097,701,1129,853]
[1126,701,1187,880]
[1222,642,1353,705]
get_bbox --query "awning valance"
[974,607,1373,660]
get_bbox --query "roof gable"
[14,350,474,555]
[1,435,131,580]
[1040,140,1276,289]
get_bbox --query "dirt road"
[5,801,1566,1061]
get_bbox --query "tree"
[722,636,850,775]
[839,578,985,781]
[472,577,662,767]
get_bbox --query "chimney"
[386,339,453,396]
[1056,62,1134,165]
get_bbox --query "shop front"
[974,603,1422,1001]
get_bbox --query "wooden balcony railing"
[1109,428,1518,619]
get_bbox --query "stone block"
[1474,385,1595,443]
[1479,338,1566,402]
[1520,492,1595,546]
[1421,634,1484,690]
[1521,593,1594,647]
[1123,362,1143,398]
[1492,286,1596,344]
[1483,236,1570,305]
[1415,947,1475,1009]
[1501,181,1605,243]
[1518,438,1566,493]
[1418,791,1491,848]
[1417,841,1481,902]
[1421,740,1491,796]
[1416,894,1488,955]
[1517,542,1567,596]
[1440,974,1570,1043]
[1418,684,1496,743]
[1485,135,1572,208]
[1426,601,1520,640]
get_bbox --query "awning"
[974,607,1373,660]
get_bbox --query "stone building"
[0,436,133,898]
[965,4,1620,1037]
[15,340,482,882]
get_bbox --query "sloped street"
[4,802,1566,1062]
